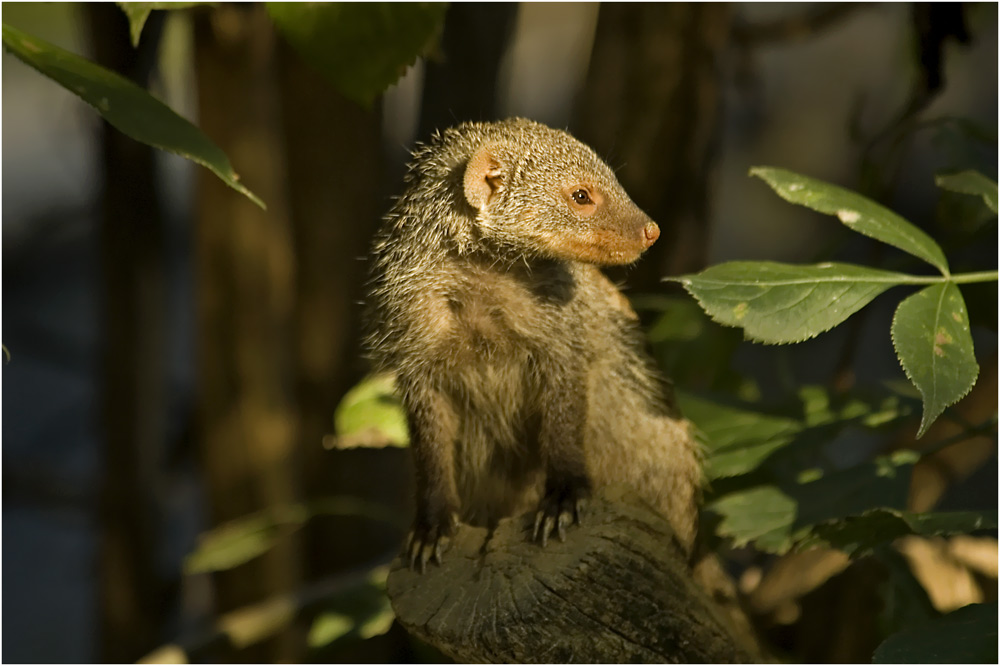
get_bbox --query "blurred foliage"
[332,372,409,449]
[307,566,394,651]
[267,2,447,107]
[117,2,204,46]
[186,498,404,575]
[872,602,998,663]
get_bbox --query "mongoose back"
[365,118,702,571]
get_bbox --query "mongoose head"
[461,118,659,266]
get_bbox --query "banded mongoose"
[365,118,702,571]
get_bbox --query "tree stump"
[387,486,750,663]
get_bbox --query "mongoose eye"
[571,189,594,205]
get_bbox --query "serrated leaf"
[117,3,205,47]
[267,3,447,107]
[935,170,998,214]
[873,602,998,663]
[670,261,906,344]
[891,282,979,437]
[333,373,409,449]
[751,167,950,274]
[2,22,264,208]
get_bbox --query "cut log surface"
[387,485,751,663]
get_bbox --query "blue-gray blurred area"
[2,2,997,663]
[3,3,200,662]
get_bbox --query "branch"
[387,485,752,663]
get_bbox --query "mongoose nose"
[643,222,660,246]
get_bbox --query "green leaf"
[877,547,939,637]
[708,452,915,554]
[677,393,801,479]
[2,22,264,209]
[184,497,402,574]
[635,294,746,393]
[710,485,799,552]
[332,373,409,449]
[185,504,307,574]
[117,3,153,45]
[117,3,206,47]
[308,567,393,649]
[805,508,998,557]
[678,388,915,481]
[751,167,950,274]
[935,170,999,214]
[670,261,906,344]
[267,3,448,107]
[873,602,998,663]
[891,282,979,437]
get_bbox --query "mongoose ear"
[463,144,504,211]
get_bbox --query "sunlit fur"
[365,118,702,552]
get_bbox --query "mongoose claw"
[533,483,589,546]
[406,512,456,573]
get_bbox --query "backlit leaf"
[333,373,409,449]
[935,170,998,214]
[116,2,205,47]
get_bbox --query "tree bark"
[387,485,750,663]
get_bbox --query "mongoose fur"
[365,118,702,570]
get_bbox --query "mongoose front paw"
[406,510,457,573]
[533,479,590,547]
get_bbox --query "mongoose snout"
[644,220,660,245]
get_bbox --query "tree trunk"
[575,3,732,288]
[192,5,302,660]
[275,37,412,585]
[87,5,170,661]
